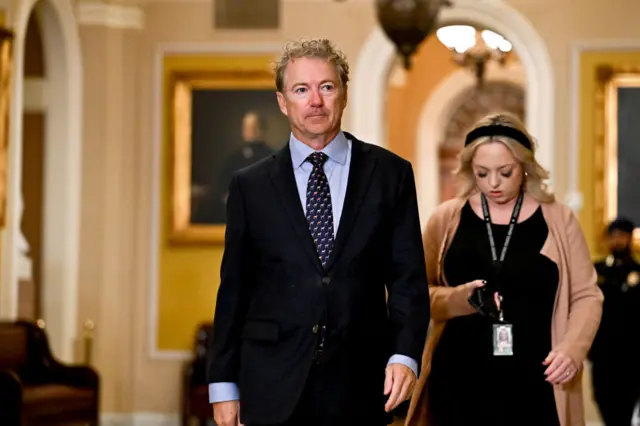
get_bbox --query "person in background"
[405,112,603,426]
[589,217,640,426]
[207,37,430,426]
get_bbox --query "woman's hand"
[543,350,578,384]
[462,279,485,297]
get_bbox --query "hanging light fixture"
[335,0,452,70]
[376,0,452,70]
[436,25,512,85]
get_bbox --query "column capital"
[76,1,145,30]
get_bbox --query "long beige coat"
[406,198,604,426]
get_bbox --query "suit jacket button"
[321,276,331,286]
[312,325,319,334]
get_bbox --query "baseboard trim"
[587,422,604,426]
[101,413,180,426]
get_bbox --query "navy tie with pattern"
[305,152,334,268]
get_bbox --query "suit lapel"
[268,144,324,273]
[325,134,376,271]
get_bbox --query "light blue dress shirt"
[209,131,418,403]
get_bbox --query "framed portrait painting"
[166,54,289,244]
[594,65,640,252]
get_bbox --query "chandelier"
[436,25,512,85]
[336,0,452,70]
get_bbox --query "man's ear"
[276,92,288,116]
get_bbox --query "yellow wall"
[578,51,640,256]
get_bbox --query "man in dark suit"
[589,217,640,426]
[207,37,430,426]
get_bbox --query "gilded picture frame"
[167,56,290,244]
[0,28,13,228]
[594,65,640,252]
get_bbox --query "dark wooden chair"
[0,320,100,425]
[182,322,214,426]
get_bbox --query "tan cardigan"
[406,198,603,426]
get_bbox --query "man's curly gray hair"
[274,37,350,93]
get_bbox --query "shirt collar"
[289,130,349,169]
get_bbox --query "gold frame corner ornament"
[595,68,640,252]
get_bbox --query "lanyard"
[480,191,524,266]
[481,191,524,323]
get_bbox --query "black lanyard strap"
[480,191,524,264]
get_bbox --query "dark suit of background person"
[589,218,640,426]
[205,38,430,426]
[191,111,275,224]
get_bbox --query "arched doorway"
[351,0,554,224]
[0,0,83,362]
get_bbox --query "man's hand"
[383,363,416,412]
[213,401,243,426]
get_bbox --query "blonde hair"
[454,112,555,203]
[273,37,350,93]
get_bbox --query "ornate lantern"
[376,0,452,69]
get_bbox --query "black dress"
[427,202,560,426]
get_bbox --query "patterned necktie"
[305,152,334,268]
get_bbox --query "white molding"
[1,0,84,363]
[567,39,640,214]
[571,39,640,50]
[148,43,165,361]
[76,2,145,30]
[23,77,47,112]
[349,28,394,148]
[101,413,180,426]
[415,61,525,229]
[40,0,84,364]
[148,43,282,360]
[350,0,556,189]
[152,42,284,55]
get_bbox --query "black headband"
[464,124,532,150]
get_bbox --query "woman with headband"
[405,113,603,426]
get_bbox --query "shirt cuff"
[387,354,418,378]
[209,382,240,403]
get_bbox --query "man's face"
[276,57,347,142]
[241,113,261,142]
[607,229,633,255]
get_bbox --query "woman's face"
[472,141,524,205]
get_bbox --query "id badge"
[493,324,514,356]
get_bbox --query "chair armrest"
[0,370,22,425]
[0,370,22,403]
[182,360,197,390]
[48,364,99,389]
